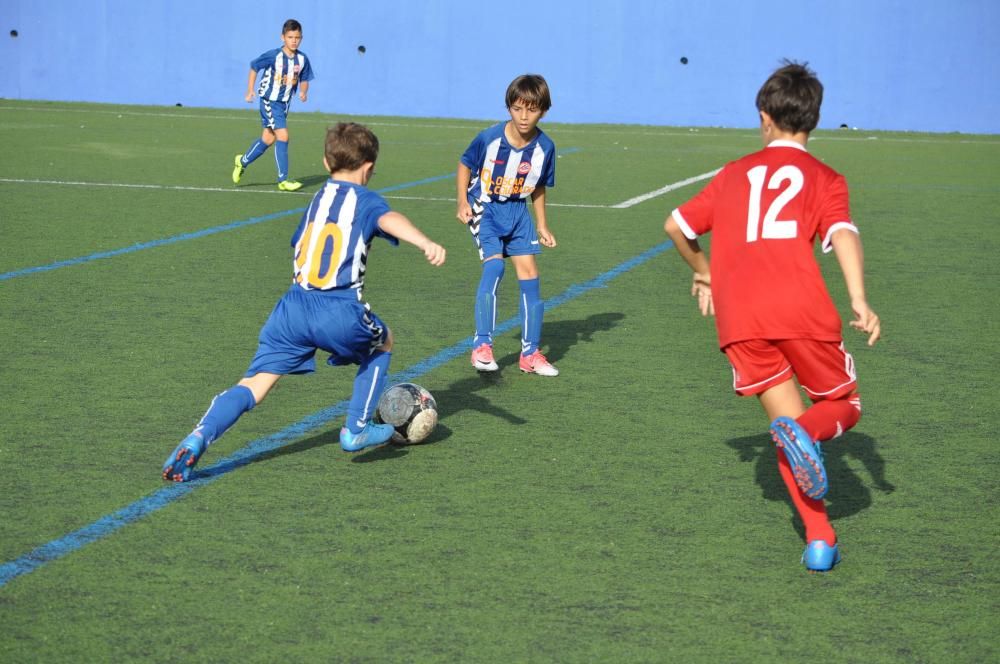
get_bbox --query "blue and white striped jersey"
[461,123,556,204]
[251,48,314,103]
[291,181,399,293]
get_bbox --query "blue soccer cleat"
[339,422,395,452]
[770,416,828,499]
[162,433,206,482]
[802,540,841,572]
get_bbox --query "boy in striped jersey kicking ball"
[232,19,314,191]
[164,123,446,481]
[457,74,560,376]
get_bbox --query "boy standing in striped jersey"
[457,74,560,376]
[164,123,446,481]
[663,62,881,571]
[232,19,314,192]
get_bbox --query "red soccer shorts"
[723,339,858,400]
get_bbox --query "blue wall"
[1,0,997,133]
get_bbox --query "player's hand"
[456,202,473,225]
[538,227,557,248]
[299,91,308,102]
[245,92,254,103]
[849,298,881,346]
[422,241,446,266]
[691,272,714,316]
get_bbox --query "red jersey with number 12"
[672,140,858,348]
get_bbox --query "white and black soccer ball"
[375,382,438,444]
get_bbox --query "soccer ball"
[375,382,438,444]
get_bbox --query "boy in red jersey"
[663,61,881,572]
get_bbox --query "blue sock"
[474,259,505,347]
[275,139,289,182]
[519,277,543,356]
[192,385,256,445]
[242,139,269,166]
[347,351,392,434]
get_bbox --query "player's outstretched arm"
[664,214,713,316]
[245,69,258,103]
[531,186,556,247]
[456,164,473,224]
[830,228,881,346]
[378,211,446,266]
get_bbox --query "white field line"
[0,104,739,137]
[0,105,485,131]
[0,177,611,206]
[383,194,611,208]
[1,176,713,209]
[0,177,312,195]
[4,104,996,144]
[610,169,721,209]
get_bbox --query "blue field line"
[0,173,437,282]
[1,148,583,284]
[0,208,307,282]
[0,238,674,588]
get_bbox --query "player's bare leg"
[162,374,278,482]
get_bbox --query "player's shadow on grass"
[236,172,330,191]
[726,431,895,527]
[495,311,626,368]
[202,425,421,474]
[209,312,628,474]
[433,374,528,425]
[296,173,333,189]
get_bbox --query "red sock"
[796,394,861,442]
[776,451,835,546]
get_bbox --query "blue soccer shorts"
[259,98,290,130]
[467,198,540,261]
[246,285,388,376]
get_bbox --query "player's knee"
[511,256,538,280]
[238,376,272,405]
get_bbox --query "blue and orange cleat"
[770,416,827,499]
[471,343,499,372]
[518,350,559,376]
[802,540,841,572]
[162,433,206,482]
[339,421,395,452]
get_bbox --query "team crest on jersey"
[517,162,531,175]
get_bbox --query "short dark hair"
[505,74,552,111]
[282,19,302,34]
[325,122,379,172]
[755,61,823,134]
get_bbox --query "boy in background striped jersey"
[232,19,314,192]
[456,74,560,376]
